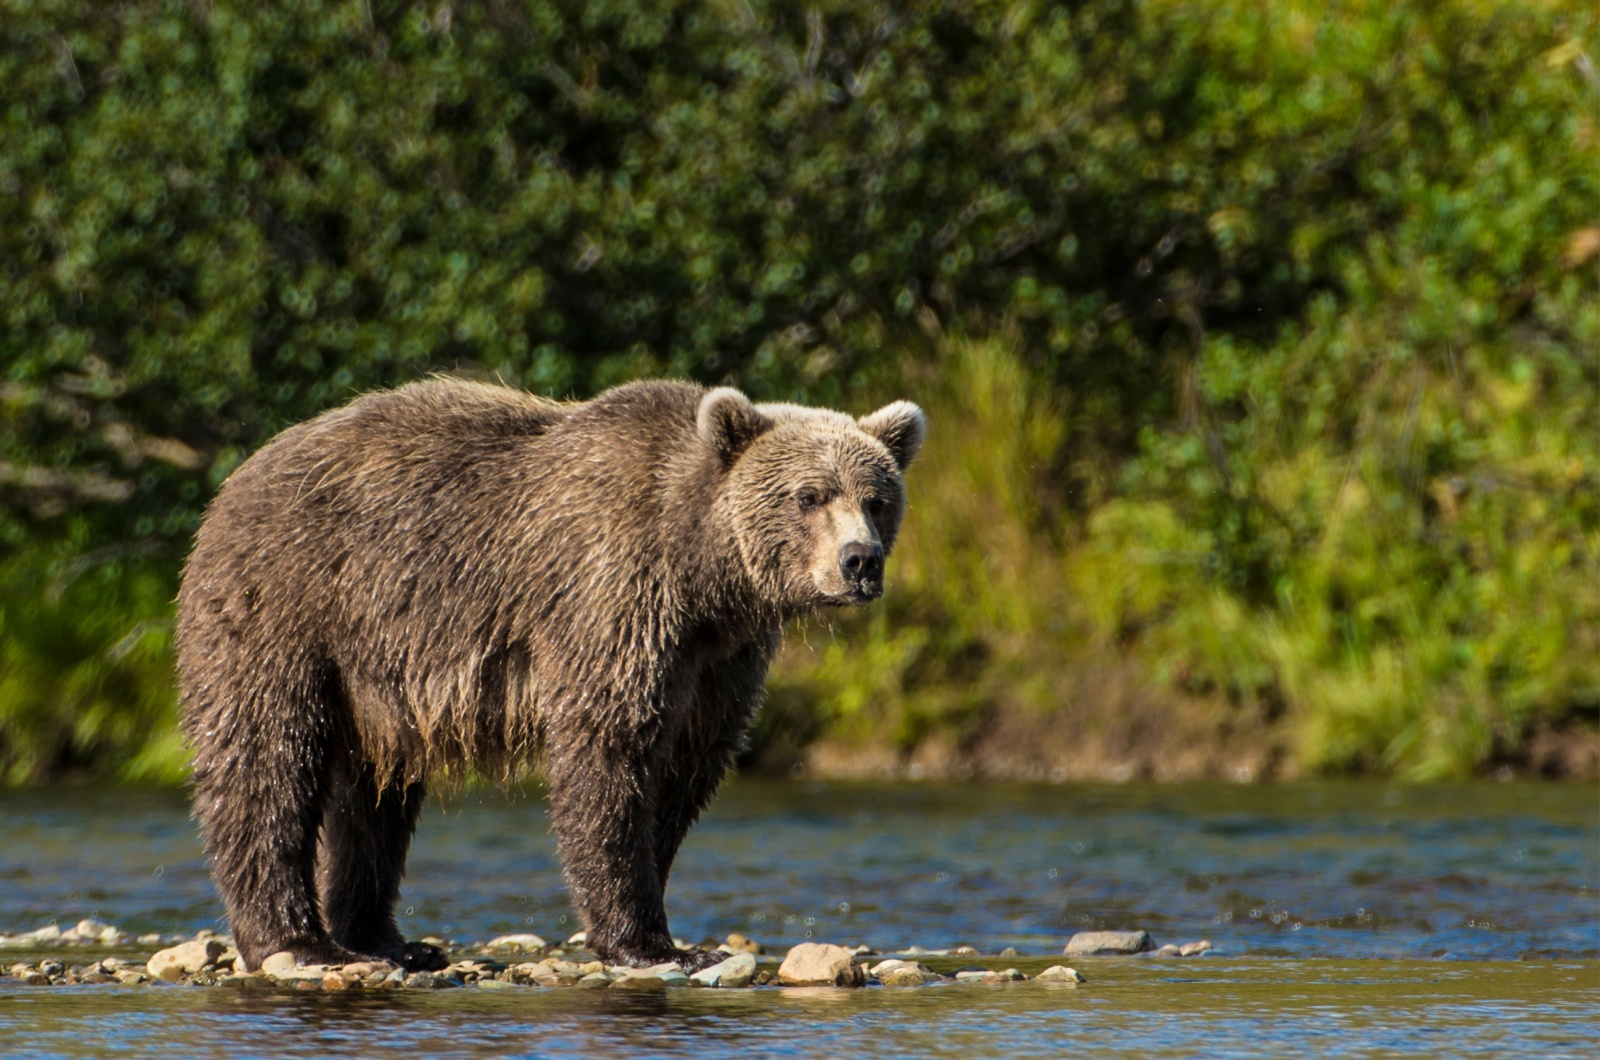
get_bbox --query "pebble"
[1180,940,1213,956]
[0,931,1156,991]
[68,919,124,944]
[612,974,669,990]
[259,952,300,977]
[872,960,942,987]
[340,961,396,978]
[690,953,758,988]
[719,932,764,955]
[777,943,866,987]
[147,938,226,981]
[484,933,547,954]
[1064,930,1156,956]
[477,977,520,990]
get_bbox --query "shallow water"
[2,780,1597,1056]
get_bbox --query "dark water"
[2,781,1597,1057]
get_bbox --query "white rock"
[565,931,588,947]
[1064,930,1154,956]
[1035,965,1086,984]
[691,953,758,988]
[147,938,225,980]
[485,933,547,953]
[777,943,865,987]
[260,951,299,976]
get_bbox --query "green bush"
[1,0,1594,781]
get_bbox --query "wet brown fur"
[175,378,923,972]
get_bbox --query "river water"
[2,780,1596,1056]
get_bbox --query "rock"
[719,932,764,955]
[20,972,52,986]
[1180,940,1213,956]
[875,961,941,987]
[72,919,120,943]
[81,971,119,985]
[998,946,1021,957]
[340,961,396,978]
[1154,944,1182,957]
[951,945,979,956]
[322,970,361,990]
[137,934,162,945]
[403,972,436,988]
[485,933,547,954]
[1064,930,1155,957]
[477,977,520,990]
[148,938,226,981]
[565,931,588,947]
[116,970,150,985]
[954,970,992,983]
[691,953,758,988]
[1035,965,1086,984]
[577,972,613,988]
[39,959,64,977]
[777,943,866,987]
[260,952,300,977]
[612,974,669,990]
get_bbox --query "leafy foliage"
[1,0,1595,781]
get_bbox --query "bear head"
[697,387,925,612]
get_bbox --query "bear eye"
[865,497,886,518]
[796,489,822,512]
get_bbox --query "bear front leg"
[544,724,683,969]
[654,646,769,888]
[185,669,363,971]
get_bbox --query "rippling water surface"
[2,780,1596,1057]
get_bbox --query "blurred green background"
[2,0,1596,785]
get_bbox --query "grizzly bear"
[174,379,923,972]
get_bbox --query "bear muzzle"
[838,541,885,601]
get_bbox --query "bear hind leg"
[315,759,446,972]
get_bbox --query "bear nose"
[839,542,884,585]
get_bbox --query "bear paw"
[385,940,450,972]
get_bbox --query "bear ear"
[857,400,926,470]
[698,387,772,465]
